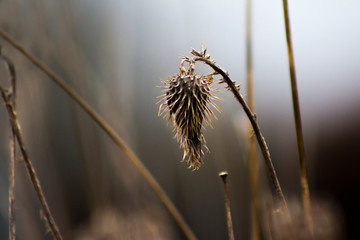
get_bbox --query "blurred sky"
[95,0,360,201]
[98,0,360,121]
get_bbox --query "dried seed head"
[158,58,219,170]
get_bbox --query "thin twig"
[192,54,289,214]
[1,51,17,240]
[9,127,16,240]
[0,29,197,240]
[219,172,235,240]
[9,133,16,240]
[0,87,63,240]
[245,0,260,239]
[281,0,314,237]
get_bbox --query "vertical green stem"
[281,0,314,237]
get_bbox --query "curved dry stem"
[281,1,314,237]
[0,29,197,240]
[193,54,289,214]
[0,87,63,240]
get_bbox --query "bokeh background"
[0,0,359,239]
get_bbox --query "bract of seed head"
[158,57,219,170]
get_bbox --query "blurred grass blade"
[0,87,63,240]
[0,28,197,240]
[245,0,260,239]
[281,0,314,238]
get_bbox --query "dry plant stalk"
[159,46,288,213]
[1,51,17,240]
[0,86,63,240]
[281,0,314,237]
[219,172,235,240]
[0,29,197,240]
[245,0,260,239]
[189,47,289,214]
[9,122,16,240]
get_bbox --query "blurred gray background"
[0,0,359,239]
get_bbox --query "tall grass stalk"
[0,29,197,240]
[281,1,314,237]
[245,0,260,239]
[1,52,17,240]
[9,123,16,240]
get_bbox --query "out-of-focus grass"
[1,0,358,239]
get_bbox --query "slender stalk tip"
[218,171,228,179]
[219,170,235,240]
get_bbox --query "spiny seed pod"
[158,57,219,170]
